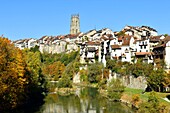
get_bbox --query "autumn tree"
[42,61,65,81]
[0,37,29,111]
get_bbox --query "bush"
[138,91,168,113]
[57,75,72,88]
[107,79,125,101]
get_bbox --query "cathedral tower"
[70,14,80,34]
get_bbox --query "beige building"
[70,14,80,34]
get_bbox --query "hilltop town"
[13,25,170,70]
[2,15,170,113]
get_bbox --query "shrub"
[57,75,72,88]
[107,79,125,101]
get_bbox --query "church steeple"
[70,14,80,34]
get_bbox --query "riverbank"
[99,87,170,111]
[53,83,170,112]
[121,88,170,111]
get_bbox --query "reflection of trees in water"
[40,87,134,113]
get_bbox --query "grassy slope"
[121,88,170,110]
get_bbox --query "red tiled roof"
[111,45,121,49]
[135,52,152,56]
[86,41,100,45]
[150,36,162,42]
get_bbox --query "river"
[35,87,134,113]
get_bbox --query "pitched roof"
[86,41,100,45]
[135,52,153,56]
[150,36,162,42]
[111,45,121,49]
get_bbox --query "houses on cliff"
[13,25,170,70]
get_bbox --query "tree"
[0,37,29,111]
[130,59,153,77]
[23,49,47,109]
[107,79,125,101]
[79,69,88,82]
[87,62,103,83]
[57,75,72,88]
[147,69,169,92]
[42,61,65,81]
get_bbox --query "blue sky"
[0,0,170,40]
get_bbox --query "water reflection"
[38,87,134,113]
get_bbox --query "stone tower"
[70,14,80,34]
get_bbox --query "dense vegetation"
[0,37,79,112]
[0,37,47,112]
[106,59,170,92]
[138,92,168,113]
[107,79,125,101]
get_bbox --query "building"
[153,36,170,69]
[70,14,80,34]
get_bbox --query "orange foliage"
[42,61,65,80]
[0,37,28,110]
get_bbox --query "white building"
[165,41,170,69]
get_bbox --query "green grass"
[123,87,170,111]
[124,88,148,101]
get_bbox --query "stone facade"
[70,14,80,34]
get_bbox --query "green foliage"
[147,69,166,92]
[79,69,88,82]
[63,60,80,80]
[41,51,79,66]
[30,45,40,52]
[60,51,79,66]
[98,78,107,89]
[106,59,116,71]
[107,79,125,100]
[164,34,168,37]
[57,75,72,88]
[138,91,168,113]
[87,62,103,83]
[127,59,153,77]
[23,49,47,106]
[117,31,125,37]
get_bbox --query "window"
[140,46,142,49]
[144,46,146,49]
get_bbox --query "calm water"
[36,87,134,113]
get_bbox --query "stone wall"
[112,73,147,90]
